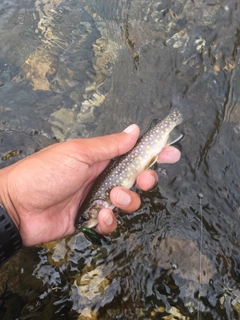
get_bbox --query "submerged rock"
[153,237,216,284]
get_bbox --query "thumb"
[76,124,140,164]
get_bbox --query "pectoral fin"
[145,155,158,169]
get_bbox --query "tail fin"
[171,93,198,122]
[170,75,203,121]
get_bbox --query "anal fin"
[166,130,183,146]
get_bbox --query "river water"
[1,0,240,319]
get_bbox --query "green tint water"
[1,0,240,319]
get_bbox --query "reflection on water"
[1,0,240,319]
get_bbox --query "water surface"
[1,0,240,319]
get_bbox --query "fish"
[75,108,183,233]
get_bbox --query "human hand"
[0,124,180,246]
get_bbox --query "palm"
[7,140,109,245]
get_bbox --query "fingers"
[136,146,181,190]
[96,145,181,235]
[136,170,158,191]
[96,187,142,235]
[96,208,117,235]
[110,187,141,213]
[157,145,181,163]
[72,124,140,165]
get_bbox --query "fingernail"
[104,212,113,226]
[150,175,158,187]
[123,124,137,133]
[116,189,131,206]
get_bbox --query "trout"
[75,108,183,232]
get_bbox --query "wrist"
[0,204,22,266]
[0,167,23,266]
[0,167,20,230]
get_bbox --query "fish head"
[76,198,112,229]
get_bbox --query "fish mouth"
[75,207,91,229]
[75,198,114,229]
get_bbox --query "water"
[1,0,240,319]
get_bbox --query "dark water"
[1,0,240,319]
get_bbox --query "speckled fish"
[75,108,183,232]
